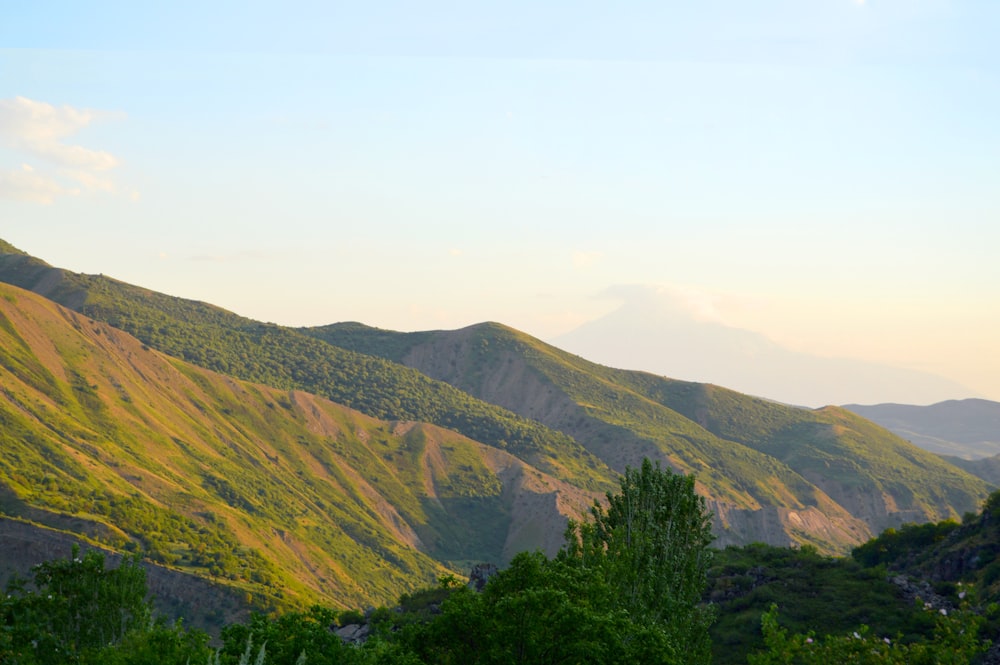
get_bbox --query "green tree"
[0,546,211,665]
[84,620,211,665]
[401,550,671,665]
[563,458,716,662]
[2,546,150,663]
[219,606,347,665]
[749,601,989,665]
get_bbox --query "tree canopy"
[562,458,716,662]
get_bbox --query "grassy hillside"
[622,380,989,533]
[307,321,990,551]
[0,283,596,614]
[0,243,614,494]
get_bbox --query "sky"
[1,1,998,404]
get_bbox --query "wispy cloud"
[0,96,124,203]
[0,163,68,204]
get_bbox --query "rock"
[468,563,498,591]
[888,575,952,611]
[335,622,371,645]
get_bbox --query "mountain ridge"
[0,238,990,599]
[305,320,988,548]
[844,398,1000,460]
[0,281,595,613]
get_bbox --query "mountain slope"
[0,282,595,612]
[0,240,988,556]
[0,242,614,494]
[939,454,1000,486]
[307,321,989,550]
[844,399,1000,460]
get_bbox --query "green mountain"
[304,321,990,550]
[0,281,595,616]
[0,237,990,581]
[0,243,613,494]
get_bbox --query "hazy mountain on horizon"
[551,286,976,408]
[845,399,1000,460]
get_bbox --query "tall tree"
[563,458,715,663]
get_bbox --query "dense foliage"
[0,546,209,664]
[706,491,1000,662]
[749,601,988,665]
[707,544,938,664]
[564,458,716,661]
[6,491,1000,664]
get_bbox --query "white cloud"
[0,96,125,203]
[0,166,67,204]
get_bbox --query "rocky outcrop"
[888,574,952,612]
[708,501,871,553]
[467,562,498,591]
[335,622,372,645]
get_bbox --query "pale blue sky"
[1,1,998,403]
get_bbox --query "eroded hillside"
[0,283,594,611]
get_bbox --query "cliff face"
[801,475,930,535]
[708,500,871,550]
